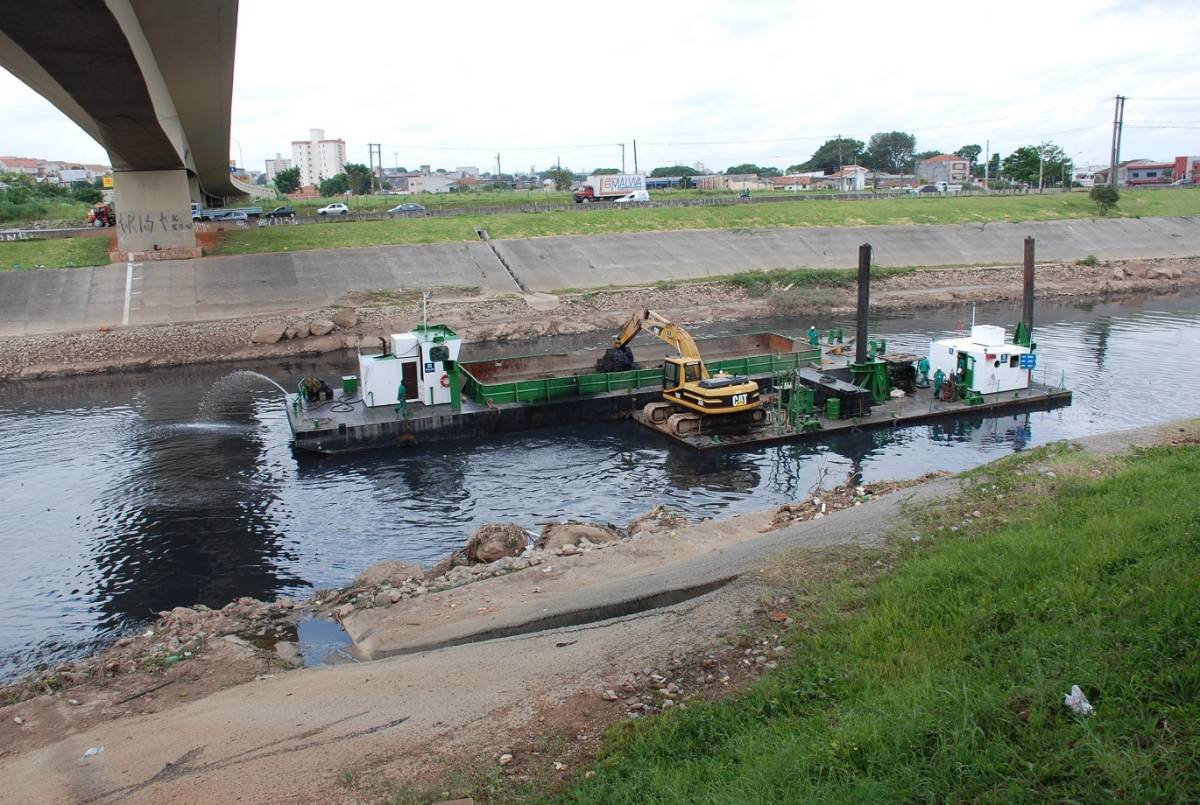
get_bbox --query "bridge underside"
[0,0,243,260]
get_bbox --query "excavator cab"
[662,358,702,391]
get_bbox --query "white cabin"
[929,324,1032,394]
[358,324,462,407]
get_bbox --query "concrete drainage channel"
[365,573,742,661]
[477,227,529,292]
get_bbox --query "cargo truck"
[190,202,264,221]
[573,173,646,203]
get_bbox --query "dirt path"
[1,257,1196,380]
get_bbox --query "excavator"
[601,309,763,435]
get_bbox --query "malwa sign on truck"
[574,173,646,202]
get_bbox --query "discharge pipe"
[855,243,872,364]
[1023,236,1035,337]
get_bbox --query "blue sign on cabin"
[1019,354,1037,369]
[424,362,435,372]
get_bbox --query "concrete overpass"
[0,0,246,260]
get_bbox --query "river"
[1,291,1198,681]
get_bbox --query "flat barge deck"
[634,382,1072,450]
[288,331,821,454]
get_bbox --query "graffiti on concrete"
[1,231,31,241]
[117,212,193,236]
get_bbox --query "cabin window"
[663,362,679,388]
[1010,355,1020,368]
[684,362,702,383]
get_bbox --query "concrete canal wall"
[1,216,1197,337]
[495,215,1200,291]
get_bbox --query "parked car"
[317,203,349,216]
[910,185,942,195]
[612,190,650,204]
[264,206,296,219]
[211,209,249,221]
[387,203,426,214]
[1170,178,1193,186]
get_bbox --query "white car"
[612,190,650,204]
[317,203,349,216]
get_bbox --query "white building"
[264,152,293,183]
[829,165,869,191]
[407,173,458,194]
[291,128,346,187]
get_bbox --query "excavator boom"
[612,309,707,376]
[607,307,764,434]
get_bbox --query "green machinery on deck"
[850,338,892,405]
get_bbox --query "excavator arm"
[612,309,706,373]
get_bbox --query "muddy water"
[1,292,1198,680]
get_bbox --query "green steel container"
[341,375,359,395]
[824,397,841,420]
[459,335,822,406]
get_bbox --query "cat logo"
[731,393,748,407]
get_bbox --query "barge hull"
[290,387,665,454]
[635,384,1073,450]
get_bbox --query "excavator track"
[666,412,703,435]
[643,401,675,423]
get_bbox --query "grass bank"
[278,188,843,216]
[210,188,1198,257]
[0,236,111,270]
[4,188,1195,268]
[556,439,1200,803]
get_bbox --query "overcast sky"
[2,0,1198,174]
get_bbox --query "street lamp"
[230,136,244,172]
[1062,150,1084,191]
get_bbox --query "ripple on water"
[0,295,1198,680]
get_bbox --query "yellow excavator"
[602,309,763,435]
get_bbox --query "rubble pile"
[319,508,688,622]
[767,474,947,530]
[0,597,295,707]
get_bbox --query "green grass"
[5,188,1196,268]
[0,235,112,270]
[280,188,840,216]
[720,266,916,296]
[210,188,1199,258]
[0,198,92,227]
[557,443,1200,803]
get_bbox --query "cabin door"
[402,361,419,401]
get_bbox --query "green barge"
[286,327,821,454]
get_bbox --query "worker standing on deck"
[808,326,820,347]
[933,368,945,399]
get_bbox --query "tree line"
[270,134,1082,197]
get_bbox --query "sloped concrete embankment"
[494,215,1200,290]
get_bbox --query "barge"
[286,327,821,454]
[284,238,1071,455]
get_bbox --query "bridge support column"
[110,169,202,262]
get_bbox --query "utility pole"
[393,151,398,169]
[1038,148,1044,192]
[984,138,990,191]
[633,139,638,174]
[619,143,626,173]
[367,143,383,191]
[495,153,502,189]
[1109,94,1126,187]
